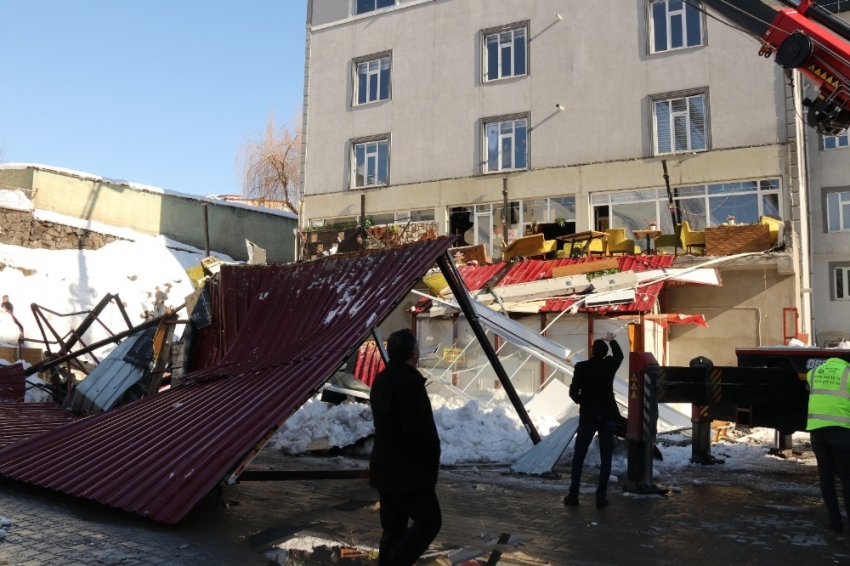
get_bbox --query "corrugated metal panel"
[354,343,385,387]
[457,263,505,291]
[0,238,454,525]
[0,364,25,403]
[585,289,637,306]
[510,417,579,476]
[0,403,76,449]
[66,332,148,414]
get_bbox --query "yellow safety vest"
[807,358,850,431]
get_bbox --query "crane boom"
[701,0,850,134]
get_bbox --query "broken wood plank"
[551,257,619,278]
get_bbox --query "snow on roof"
[0,189,34,212]
[0,163,298,221]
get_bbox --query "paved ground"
[0,445,849,565]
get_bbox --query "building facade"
[301,0,820,359]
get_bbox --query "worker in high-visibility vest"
[807,357,850,534]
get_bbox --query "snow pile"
[431,396,559,465]
[270,398,374,455]
[25,375,53,403]
[271,393,560,466]
[0,189,34,212]
[0,236,205,358]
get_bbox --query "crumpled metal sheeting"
[0,403,77,449]
[0,364,26,403]
[0,238,455,525]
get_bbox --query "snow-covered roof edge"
[0,163,298,221]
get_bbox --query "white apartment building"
[300,0,826,359]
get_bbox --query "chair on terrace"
[759,215,782,246]
[605,228,640,255]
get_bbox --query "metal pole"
[661,160,679,256]
[436,251,541,444]
[360,193,367,249]
[202,203,210,257]
[371,327,389,364]
[502,178,509,245]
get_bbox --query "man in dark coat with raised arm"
[369,329,442,566]
[564,332,624,508]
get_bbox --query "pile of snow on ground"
[271,393,560,466]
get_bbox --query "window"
[835,267,850,301]
[354,54,391,105]
[483,25,527,81]
[650,0,704,53]
[591,179,781,239]
[449,196,575,260]
[368,209,435,225]
[824,131,849,150]
[484,117,528,173]
[653,93,708,154]
[352,137,389,188]
[827,190,850,232]
[354,0,395,16]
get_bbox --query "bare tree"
[237,110,302,211]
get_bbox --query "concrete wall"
[668,264,798,366]
[0,167,297,264]
[303,0,788,222]
[803,87,850,344]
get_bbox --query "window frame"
[647,0,706,54]
[651,88,710,156]
[591,178,782,237]
[825,188,850,232]
[824,130,849,150]
[352,51,393,107]
[351,0,397,17]
[350,134,391,190]
[481,113,530,174]
[481,21,530,83]
[831,264,850,301]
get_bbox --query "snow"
[0,189,34,212]
[0,163,298,220]
[0,236,203,359]
[271,392,559,466]
[26,375,53,403]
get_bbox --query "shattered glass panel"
[550,197,576,221]
[708,194,758,226]
[675,197,707,230]
[612,201,658,240]
[762,194,780,219]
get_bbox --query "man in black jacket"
[370,329,442,566]
[564,332,623,508]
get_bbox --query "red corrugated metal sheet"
[541,255,675,314]
[354,343,385,387]
[0,239,454,525]
[0,364,26,403]
[0,403,76,449]
[457,263,506,291]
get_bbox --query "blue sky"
[0,1,306,196]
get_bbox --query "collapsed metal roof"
[0,403,77,450]
[0,238,454,525]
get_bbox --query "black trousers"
[378,488,442,566]
[811,426,850,527]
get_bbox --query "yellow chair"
[502,233,552,262]
[605,228,639,255]
[759,216,781,246]
[653,225,682,253]
[680,221,706,255]
[563,237,606,257]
